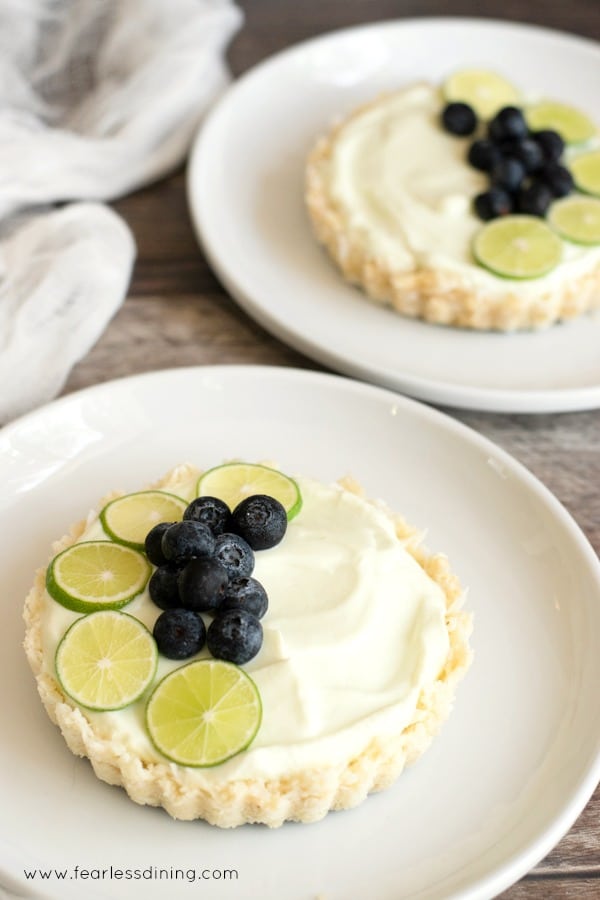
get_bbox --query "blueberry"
[144,522,172,566]
[213,533,255,579]
[230,495,287,550]
[467,139,503,172]
[538,163,574,198]
[500,138,544,174]
[183,496,231,537]
[153,608,206,660]
[488,106,529,142]
[219,576,269,619]
[148,563,184,610]
[490,158,527,193]
[161,520,215,564]
[533,129,565,163]
[206,609,263,665]
[441,102,477,136]
[178,557,229,613]
[516,182,554,217]
[474,188,513,221]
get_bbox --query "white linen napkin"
[0,0,242,424]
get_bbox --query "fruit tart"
[305,69,600,330]
[24,462,472,827]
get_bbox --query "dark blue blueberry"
[474,188,513,221]
[153,608,206,660]
[213,533,255,579]
[148,563,184,610]
[161,520,215,564]
[206,609,263,665]
[219,577,269,620]
[488,106,529,142]
[500,138,544,173]
[144,522,172,566]
[230,494,287,551]
[490,157,527,193]
[467,139,503,172]
[516,182,554,217]
[183,496,231,537]
[178,557,229,613]
[533,129,565,163]
[441,102,477,136]
[538,163,574,198]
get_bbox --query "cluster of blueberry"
[441,101,574,221]
[144,493,288,665]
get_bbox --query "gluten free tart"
[23,463,472,827]
[305,72,600,331]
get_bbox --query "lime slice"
[548,196,600,245]
[473,216,563,279]
[146,659,262,766]
[569,151,600,197]
[443,69,520,119]
[197,462,302,520]
[100,490,186,550]
[46,541,151,613]
[525,101,597,145]
[56,610,157,711]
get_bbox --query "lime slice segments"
[473,216,563,279]
[56,610,158,711]
[146,659,262,767]
[443,68,520,119]
[197,462,302,521]
[548,196,600,245]
[46,541,151,613]
[100,490,186,550]
[525,101,597,145]
[569,151,600,197]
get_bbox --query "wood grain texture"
[59,2,600,896]
[228,0,600,76]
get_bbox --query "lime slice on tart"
[548,196,600,245]
[145,659,262,767]
[197,462,302,520]
[56,610,158,711]
[46,541,151,613]
[100,490,186,550]
[443,69,520,119]
[525,101,597,145]
[473,216,563,279]
[569,151,600,197]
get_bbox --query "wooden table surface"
[61,2,600,897]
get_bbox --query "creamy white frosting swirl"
[39,469,450,782]
[325,83,600,295]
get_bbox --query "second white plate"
[188,17,600,413]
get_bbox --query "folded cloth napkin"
[0,0,242,424]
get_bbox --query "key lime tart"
[305,68,600,330]
[23,462,472,827]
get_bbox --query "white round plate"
[2,366,600,900]
[188,18,600,414]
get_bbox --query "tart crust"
[23,464,473,827]
[305,93,600,331]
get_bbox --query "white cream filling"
[40,470,450,782]
[324,83,600,295]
